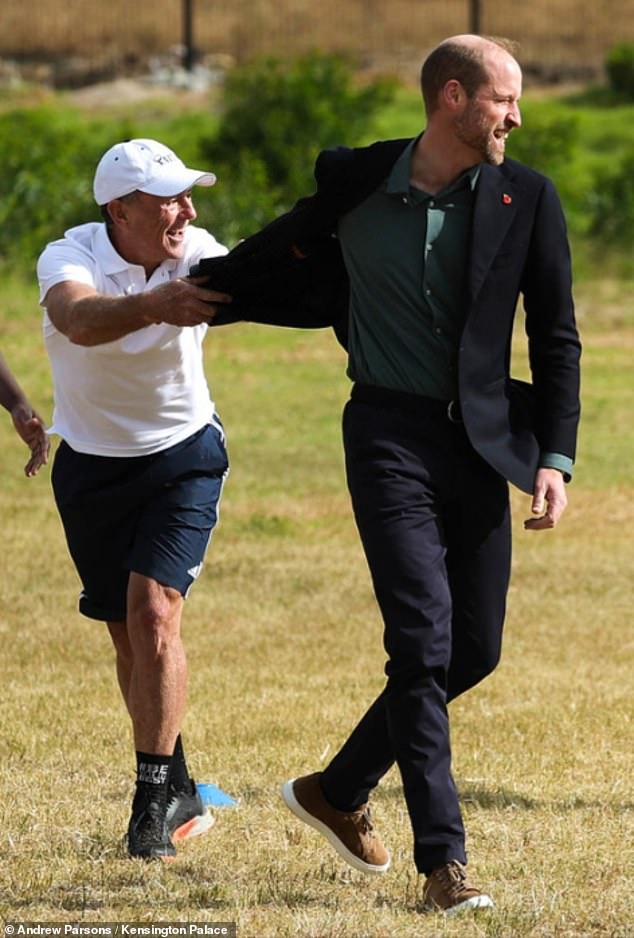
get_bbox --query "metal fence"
[1,0,633,89]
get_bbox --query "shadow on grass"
[378,782,634,812]
[460,785,537,810]
[232,781,634,814]
[376,781,536,810]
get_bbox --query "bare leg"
[124,572,187,755]
[107,619,133,715]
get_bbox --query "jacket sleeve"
[190,187,349,340]
[190,140,410,343]
[520,177,581,462]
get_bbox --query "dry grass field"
[0,272,632,935]
[2,0,633,84]
[0,6,633,925]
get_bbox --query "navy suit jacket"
[193,138,581,494]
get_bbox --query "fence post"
[469,0,482,34]
[183,0,194,71]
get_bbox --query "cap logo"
[154,153,176,166]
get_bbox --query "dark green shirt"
[338,140,573,478]
[339,139,479,400]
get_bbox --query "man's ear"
[106,198,127,226]
[442,79,467,111]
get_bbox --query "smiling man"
[277,36,580,914]
[37,139,231,860]
[193,35,581,914]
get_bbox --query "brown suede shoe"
[281,772,390,873]
[422,860,494,915]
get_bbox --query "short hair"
[420,36,519,115]
[100,190,139,229]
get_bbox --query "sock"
[135,750,172,809]
[169,734,192,793]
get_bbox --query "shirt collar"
[94,224,179,277]
[386,138,482,197]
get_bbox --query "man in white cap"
[37,139,232,860]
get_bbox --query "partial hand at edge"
[11,404,50,477]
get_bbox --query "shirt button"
[429,199,435,207]
[435,327,442,334]
[401,196,408,205]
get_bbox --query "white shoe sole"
[426,894,495,916]
[281,778,391,874]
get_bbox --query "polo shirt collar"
[94,224,179,277]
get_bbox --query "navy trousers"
[320,386,512,874]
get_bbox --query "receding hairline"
[439,34,520,58]
[420,34,520,115]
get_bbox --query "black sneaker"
[127,795,176,861]
[166,778,215,844]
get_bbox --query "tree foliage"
[605,42,634,101]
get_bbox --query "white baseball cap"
[93,138,216,205]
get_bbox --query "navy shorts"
[51,422,229,622]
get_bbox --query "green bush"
[0,64,631,280]
[0,107,128,272]
[586,147,634,242]
[504,103,580,188]
[605,43,634,101]
[193,150,289,249]
[504,101,596,235]
[0,54,395,268]
[200,50,396,239]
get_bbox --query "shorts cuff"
[79,592,126,623]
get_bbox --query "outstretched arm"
[44,277,231,347]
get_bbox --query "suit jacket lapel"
[468,163,519,303]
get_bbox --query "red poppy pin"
[502,193,512,205]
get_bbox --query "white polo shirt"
[38,222,227,457]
